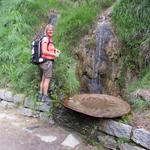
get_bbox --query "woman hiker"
[38,24,61,104]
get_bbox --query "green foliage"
[113,0,149,41]
[128,68,150,92]
[117,62,126,89]
[112,0,150,90]
[119,114,133,124]
[0,0,52,95]
[54,0,103,49]
[117,138,130,146]
[129,98,150,112]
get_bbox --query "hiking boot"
[42,95,51,105]
[37,93,43,101]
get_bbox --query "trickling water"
[87,21,113,93]
[75,8,120,95]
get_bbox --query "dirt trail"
[0,109,102,150]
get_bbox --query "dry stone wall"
[0,89,51,122]
[98,119,150,150]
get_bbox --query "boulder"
[63,94,131,118]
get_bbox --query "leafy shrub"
[112,0,150,90]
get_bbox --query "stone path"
[0,109,101,150]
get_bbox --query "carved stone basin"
[63,94,131,118]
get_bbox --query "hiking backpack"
[31,37,45,65]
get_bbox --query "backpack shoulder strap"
[41,36,54,52]
[41,36,53,45]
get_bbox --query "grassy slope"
[0,0,113,99]
[112,0,150,92]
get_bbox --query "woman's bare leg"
[43,78,50,95]
[40,75,45,94]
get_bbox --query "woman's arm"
[42,37,50,55]
[42,37,61,57]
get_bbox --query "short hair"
[44,24,54,36]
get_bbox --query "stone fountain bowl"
[63,94,131,118]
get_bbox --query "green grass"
[119,114,133,124]
[129,98,150,112]
[0,0,113,99]
[128,68,150,93]
[112,0,150,91]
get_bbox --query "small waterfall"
[93,21,113,93]
[75,8,120,95]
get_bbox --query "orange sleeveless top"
[41,37,56,60]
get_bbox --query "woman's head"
[44,24,54,37]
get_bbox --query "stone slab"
[61,134,80,148]
[99,120,132,139]
[19,108,39,118]
[4,91,14,102]
[13,94,25,105]
[119,143,146,150]
[97,131,117,150]
[131,128,150,149]
[64,94,131,118]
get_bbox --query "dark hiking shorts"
[39,60,53,78]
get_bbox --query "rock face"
[63,94,131,118]
[74,7,120,96]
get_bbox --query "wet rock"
[99,120,132,139]
[119,143,146,150]
[131,128,150,149]
[64,94,131,118]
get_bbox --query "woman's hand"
[55,49,61,57]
